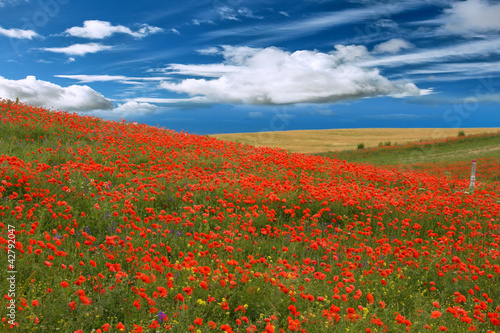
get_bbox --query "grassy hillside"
[211,127,500,154]
[323,132,500,164]
[0,100,499,332]
[322,132,500,183]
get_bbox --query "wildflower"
[431,311,442,318]
[158,311,167,322]
[157,286,168,297]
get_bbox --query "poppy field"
[0,100,499,333]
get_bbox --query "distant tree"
[357,143,365,150]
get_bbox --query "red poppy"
[431,311,442,318]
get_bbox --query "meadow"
[211,128,500,154]
[0,100,499,333]
[323,131,500,184]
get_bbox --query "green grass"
[321,132,500,166]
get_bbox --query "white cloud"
[0,75,113,111]
[191,18,214,26]
[113,101,159,115]
[128,96,210,104]
[237,8,263,19]
[54,74,169,83]
[0,26,39,39]
[159,45,423,105]
[359,38,500,68]
[216,6,239,21]
[215,6,262,21]
[166,63,240,78]
[334,44,370,61]
[462,93,500,104]
[41,43,112,56]
[55,74,129,82]
[374,19,399,30]
[64,20,163,39]
[197,47,220,55]
[205,1,424,43]
[373,38,414,54]
[406,61,500,81]
[442,0,500,34]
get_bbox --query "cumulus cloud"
[113,101,159,115]
[40,43,112,56]
[373,38,414,54]
[159,45,422,105]
[0,75,113,111]
[442,0,500,34]
[64,20,163,39]
[0,26,39,39]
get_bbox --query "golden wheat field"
[210,127,500,153]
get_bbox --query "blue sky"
[1,0,499,134]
